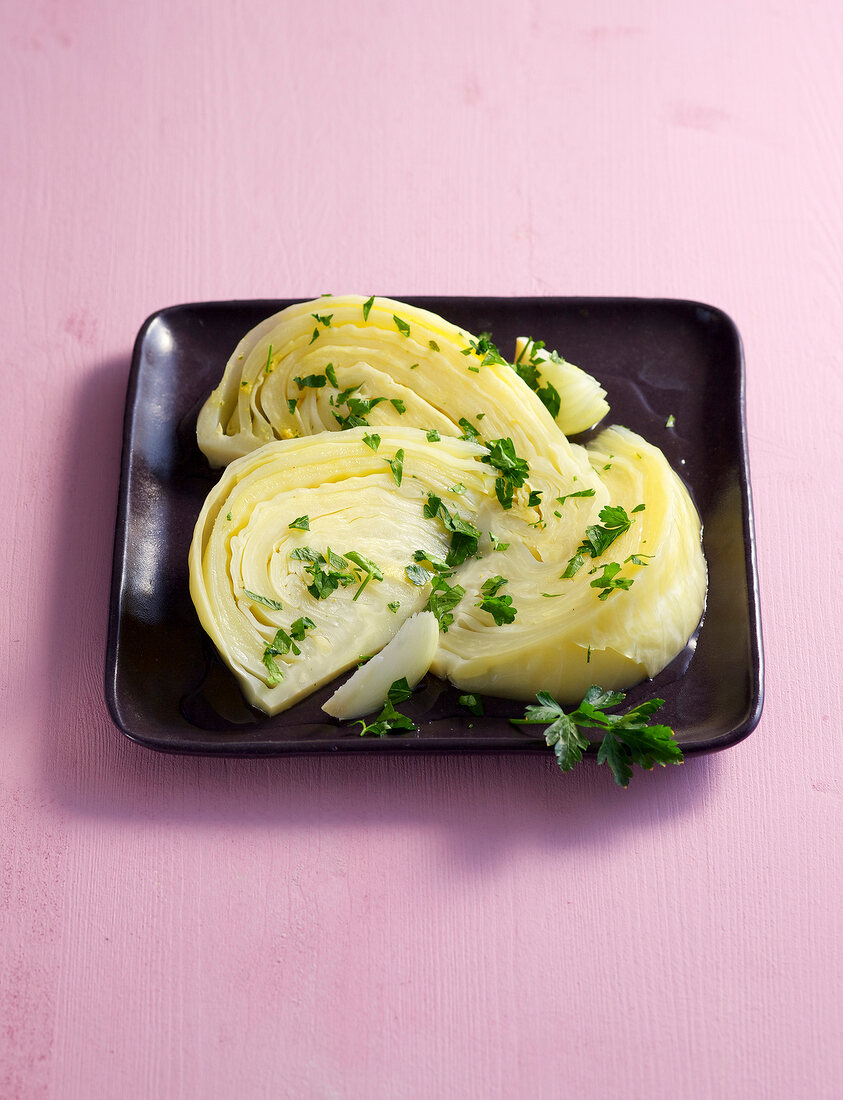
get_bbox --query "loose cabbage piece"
[513,336,610,435]
[196,295,591,488]
[322,611,439,719]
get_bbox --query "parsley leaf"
[243,589,283,611]
[294,373,327,389]
[556,489,596,506]
[461,332,507,367]
[458,417,481,441]
[425,574,465,631]
[393,314,411,337]
[423,492,479,565]
[476,575,517,625]
[428,339,440,352]
[325,363,339,387]
[385,448,405,486]
[288,515,310,531]
[482,438,530,510]
[363,432,381,452]
[362,296,375,320]
[261,617,316,686]
[426,429,441,442]
[459,694,484,716]
[356,687,416,737]
[588,562,634,600]
[562,504,635,577]
[512,686,682,786]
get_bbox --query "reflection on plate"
[105,297,763,756]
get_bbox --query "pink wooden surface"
[1,0,841,1096]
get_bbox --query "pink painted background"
[2,1,841,1097]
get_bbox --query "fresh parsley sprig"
[511,686,682,786]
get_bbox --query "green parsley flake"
[243,589,283,610]
[589,562,634,600]
[363,432,381,452]
[288,515,310,531]
[459,694,484,716]
[562,505,637,578]
[362,295,375,321]
[556,489,596,506]
[393,314,410,337]
[476,575,517,625]
[294,373,327,389]
[385,448,405,486]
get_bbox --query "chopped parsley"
[363,432,381,452]
[393,314,411,337]
[562,504,637,578]
[261,617,316,686]
[294,373,327,389]
[426,429,441,442]
[390,398,406,414]
[482,437,530,510]
[459,694,484,716]
[292,547,382,602]
[476,575,517,625]
[423,492,481,566]
[556,488,596,506]
[425,574,466,631]
[461,332,507,367]
[356,692,416,737]
[344,550,384,600]
[428,339,440,352]
[264,344,274,374]
[362,295,375,320]
[404,562,432,586]
[311,312,333,327]
[243,589,283,610]
[458,417,481,441]
[511,686,682,787]
[588,561,635,600]
[385,448,405,486]
[325,363,339,387]
[288,515,310,530]
[287,398,298,415]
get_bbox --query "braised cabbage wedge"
[190,297,707,718]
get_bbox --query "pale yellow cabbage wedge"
[431,426,707,704]
[196,295,592,491]
[188,427,498,715]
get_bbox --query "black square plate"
[105,298,763,756]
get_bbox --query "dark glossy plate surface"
[105,297,763,755]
